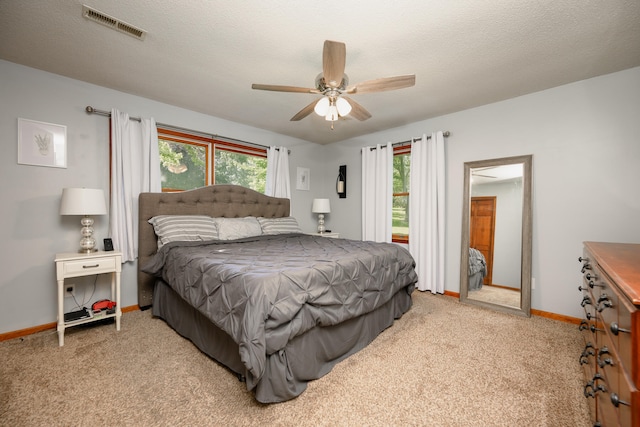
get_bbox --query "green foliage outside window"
[393,153,410,237]
[159,138,267,193]
[159,139,207,191]
[214,149,267,194]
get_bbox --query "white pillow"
[257,217,302,235]
[148,215,218,249]
[213,217,263,240]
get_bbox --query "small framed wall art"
[17,118,67,168]
[296,167,310,191]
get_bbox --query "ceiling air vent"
[82,5,146,40]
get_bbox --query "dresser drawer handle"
[610,322,631,335]
[581,323,603,334]
[82,264,100,269]
[579,320,590,331]
[596,295,613,312]
[578,257,590,273]
[583,383,596,398]
[610,393,630,407]
[597,347,614,368]
[588,280,602,288]
[583,374,606,398]
[579,343,595,365]
[581,296,592,307]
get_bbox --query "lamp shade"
[336,97,352,116]
[60,188,107,216]
[314,97,330,116]
[312,198,331,214]
[325,104,339,121]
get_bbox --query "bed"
[138,185,417,403]
[468,247,487,290]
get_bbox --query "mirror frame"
[459,154,532,317]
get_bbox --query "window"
[157,128,267,193]
[392,145,411,243]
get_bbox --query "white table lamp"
[312,198,331,234]
[60,188,107,253]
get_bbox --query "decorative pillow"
[148,215,218,249]
[257,216,303,235]
[213,217,263,240]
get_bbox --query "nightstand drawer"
[62,257,116,277]
[308,232,340,238]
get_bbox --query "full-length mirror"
[460,155,532,317]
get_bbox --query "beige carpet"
[0,292,590,426]
[468,285,521,308]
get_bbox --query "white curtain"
[265,146,291,198]
[361,142,393,242]
[110,108,161,263]
[409,131,446,293]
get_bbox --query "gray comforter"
[143,233,417,392]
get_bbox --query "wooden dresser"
[579,242,640,427]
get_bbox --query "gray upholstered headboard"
[137,184,291,308]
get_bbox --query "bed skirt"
[469,271,484,290]
[152,280,414,403]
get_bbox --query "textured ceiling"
[1,1,639,144]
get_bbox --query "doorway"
[470,196,496,286]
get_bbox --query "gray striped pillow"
[148,215,218,249]
[257,217,302,235]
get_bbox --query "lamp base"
[79,216,97,253]
[317,213,326,234]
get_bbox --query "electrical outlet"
[65,284,75,297]
[531,278,536,290]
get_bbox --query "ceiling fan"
[251,40,415,129]
[471,167,497,179]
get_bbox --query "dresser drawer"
[617,292,638,386]
[617,371,637,427]
[62,256,117,277]
[596,377,618,426]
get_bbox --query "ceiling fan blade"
[342,96,372,121]
[322,40,346,88]
[252,83,320,94]
[346,74,416,94]
[290,99,319,121]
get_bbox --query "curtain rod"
[85,106,283,152]
[368,131,451,150]
[395,131,450,146]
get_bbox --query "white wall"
[472,179,523,288]
[0,60,323,334]
[325,66,640,318]
[2,59,639,333]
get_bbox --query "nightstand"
[54,251,122,346]
[309,232,340,238]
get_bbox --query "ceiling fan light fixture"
[314,97,330,116]
[325,104,339,121]
[251,40,415,125]
[335,97,352,116]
